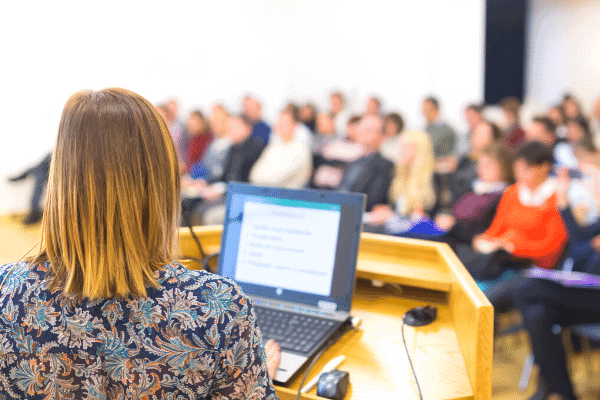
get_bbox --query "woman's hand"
[473,235,501,254]
[434,213,455,231]
[368,204,395,225]
[264,339,281,381]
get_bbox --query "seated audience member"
[447,120,503,206]
[422,96,457,164]
[542,116,594,171]
[8,152,52,224]
[0,88,279,398]
[563,142,600,228]
[513,167,600,400]
[562,93,585,120]
[158,99,187,163]
[363,130,436,234]
[210,103,229,138]
[365,96,382,117]
[249,109,312,189]
[547,104,568,139]
[299,102,317,133]
[469,141,568,281]
[380,112,405,162]
[500,96,526,148]
[280,103,313,147]
[311,116,365,190]
[336,115,394,211]
[461,103,485,155]
[330,91,351,137]
[465,103,484,134]
[436,144,513,246]
[243,95,271,146]
[526,115,577,167]
[185,110,213,172]
[312,112,338,154]
[592,97,600,148]
[566,116,595,150]
[345,115,362,142]
[188,105,231,182]
[182,114,263,225]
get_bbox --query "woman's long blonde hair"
[388,130,436,214]
[32,88,181,300]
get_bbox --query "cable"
[181,209,207,259]
[181,208,218,273]
[295,342,329,400]
[295,318,354,400]
[401,318,424,400]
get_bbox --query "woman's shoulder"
[499,183,519,199]
[0,261,47,290]
[154,262,250,309]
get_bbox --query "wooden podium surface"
[179,226,493,400]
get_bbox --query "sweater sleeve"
[509,207,568,261]
[481,186,514,240]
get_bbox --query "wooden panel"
[439,245,494,400]
[357,233,451,292]
[281,281,473,400]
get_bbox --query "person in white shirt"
[249,108,313,189]
[526,115,577,168]
[330,92,351,138]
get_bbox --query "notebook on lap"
[217,182,365,383]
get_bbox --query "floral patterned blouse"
[0,261,279,400]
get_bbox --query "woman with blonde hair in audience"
[209,103,229,138]
[0,88,279,399]
[364,130,436,234]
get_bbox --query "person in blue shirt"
[243,95,271,147]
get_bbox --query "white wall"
[0,0,485,214]
[525,0,600,118]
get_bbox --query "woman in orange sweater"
[472,141,568,277]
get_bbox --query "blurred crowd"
[164,91,600,400]
[8,88,600,399]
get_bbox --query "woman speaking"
[0,88,279,399]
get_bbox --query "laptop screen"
[218,183,365,313]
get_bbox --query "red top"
[186,132,213,170]
[482,184,568,270]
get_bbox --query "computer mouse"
[317,369,350,400]
[403,305,437,327]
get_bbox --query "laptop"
[217,182,366,383]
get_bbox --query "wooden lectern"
[179,226,493,400]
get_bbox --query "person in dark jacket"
[336,115,393,211]
[181,114,263,225]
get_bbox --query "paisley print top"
[0,261,279,400]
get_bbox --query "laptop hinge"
[249,295,349,322]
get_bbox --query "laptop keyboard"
[254,307,338,354]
